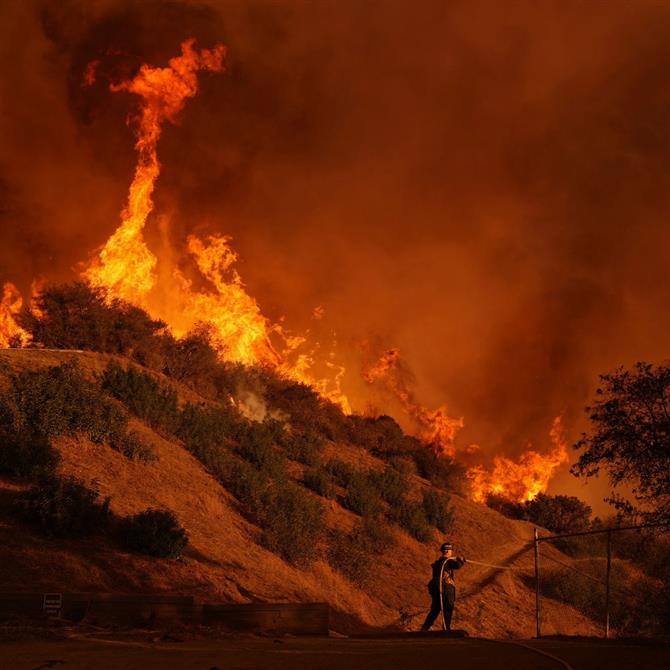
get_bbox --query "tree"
[572,362,670,523]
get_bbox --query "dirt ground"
[1,635,668,670]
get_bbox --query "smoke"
[2,1,670,507]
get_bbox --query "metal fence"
[533,522,670,638]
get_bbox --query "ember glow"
[0,282,28,348]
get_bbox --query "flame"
[0,282,29,348]
[81,40,350,410]
[363,348,464,455]
[467,416,569,503]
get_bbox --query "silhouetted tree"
[572,361,670,523]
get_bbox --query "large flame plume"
[467,416,569,503]
[81,39,348,409]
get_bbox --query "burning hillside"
[0,38,573,504]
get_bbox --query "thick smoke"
[1,1,669,508]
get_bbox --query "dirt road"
[1,636,668,670]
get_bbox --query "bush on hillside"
[121,508,188,559]
[328,518,394,585]
[0,361,154,463]
[277,429,323,466]
[422,489,455,532]
[176,402,241,458]
[101,361,179,432]
[325,459,356,488]
[302,468,337,500]
[342,473,383,517]
[109,429,157,463]
[412,449,468,493]
[14,476,111,538]
[236,420,287,478]
[346,414,407,455]
[0,426,59,478]
[487,492,592,535]
[370,465,409,508]
[388,456,417,476]
[258,481,325,566]
[391,499,433,543]
[18,282,167,366]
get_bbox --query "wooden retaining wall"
[0,594,329,635]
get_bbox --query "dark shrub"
[122,508,188,558]
[342,473,383,517]
[0,427,59,478]
[388,456,417,476]
[422,489,454,532]
[176,402,241,460]
[413,449,468,493]
[18,282,167,363]
[217,456,276,521]
[370,466,409,507]
[15,476,110,537]
[303,469,337,500]
[486,494,526,520]
[328,518,394,585]
[101,361,179,432]
[258,481,324,566]
[392,499,433,542]
[6,361,127,442]
[523,493,592,534]
[278,429,323,466]
[163,325,220,393]
[347,414,406,454]
[236,420,286,478]
[325,459,356,488]
[109,429,157,463]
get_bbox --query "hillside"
[0,348,601,638]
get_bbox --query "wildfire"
[80,39,349,409]
[467,416,569,503]
[363,348,464,455]
[0,282,29,348]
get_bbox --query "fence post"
[605,528,612,639]
[535,528,541,638]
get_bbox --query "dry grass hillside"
[0,348,601,638]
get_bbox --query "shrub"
[178,402,238,443]
[391,499,433,542]
[523,493,592,534]
[122,508,188,558]
[388,456,417,476]
[18,282,167,363]
[236,421,287,478]
[109,429,157,463]
[14,476,110,537]
[412,449,468,493]
[370,466,409,507]
[422,489,455,532]
[5,361,127,443]
[258,481,325,566]
[220,457,272,515]
[303,469,337,500]
[0,427,59,478]
[325,459,356,488]
[328,518,394,585]
[101,361,179,432]
[278,429,323,466]
[347,414,406,454]
[342,473,383,517]
[486,494,526,520]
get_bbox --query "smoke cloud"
[2,1,669,507]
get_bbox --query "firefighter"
[421,541,466,631]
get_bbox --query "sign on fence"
[43,593,62,617]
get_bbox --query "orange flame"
[363,348,464,455]
[81,40,350,410]
[467,416,569,503]
[0,282,29,348]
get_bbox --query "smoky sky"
[1,0,669,503]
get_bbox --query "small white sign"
[43,593,62,616]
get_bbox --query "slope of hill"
[0,348,601,638]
